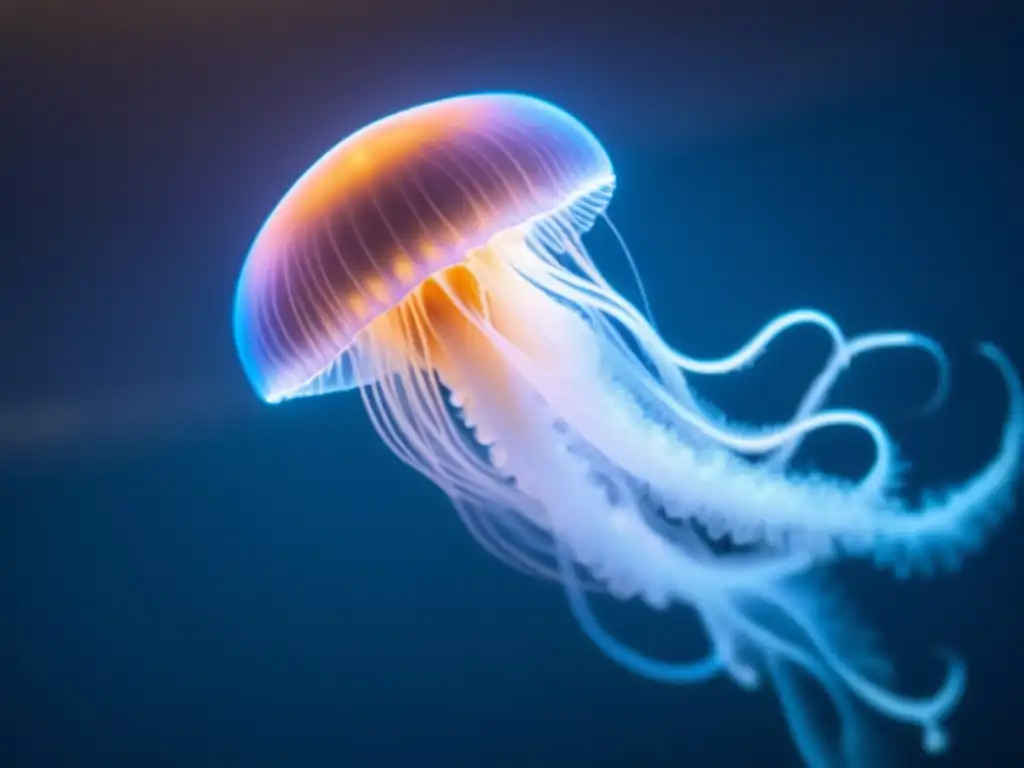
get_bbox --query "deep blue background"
[3,4,1022,766]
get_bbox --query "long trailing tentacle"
[555,539,725,684]
[725,580,965,757]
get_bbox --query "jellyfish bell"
[233,92,616,405]
[234,93,1022,766]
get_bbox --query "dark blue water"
[3,7,1021,766]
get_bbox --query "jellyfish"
[233,93,1022,766]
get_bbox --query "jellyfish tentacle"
[545,411,961,759]
[641,499,817,584]
[764,650,899,768]
[667,309,844,376]
[558,429,965,763]
[724,582,965,758]
[550,403,964,761]
[868,343,1023,574]
[562,344,1022,575]
[600,214,658,329]
[635,326,945,499]
[555,540,725,684]
[581,443,819,585]
[452,497,560,581]
[452,495,610,592]
[765,652,844,768]
[527,252,846,375]
[765,331,951,473]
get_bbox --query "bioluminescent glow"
[233,92,1022,766]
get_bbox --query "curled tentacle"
[765,330,951,475]
[556,540,725,684]
[725,581,965,758]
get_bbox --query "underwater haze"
[3,3,1022,766]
